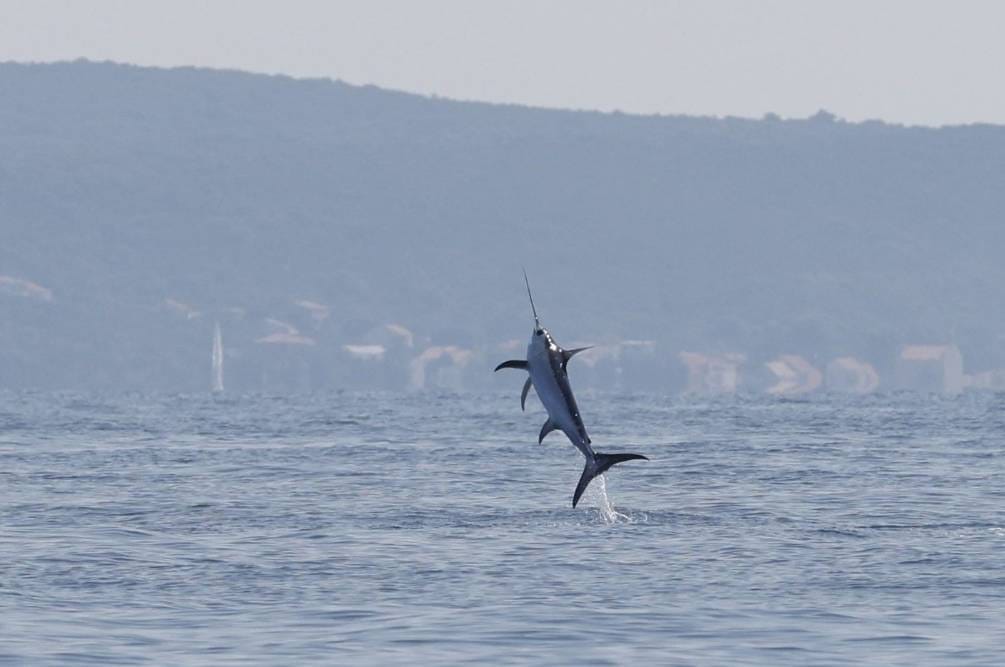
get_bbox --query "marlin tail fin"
[572,452,648,508]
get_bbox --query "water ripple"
[2,391,1004,665]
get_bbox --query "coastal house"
[249,318,318,391]
[0,275,53,302]
[409,345,474,391]
[765,355,823,396]
[825,357,880,394]
[963,369,1005,391]
[679,352,745,394]
[340,323,416,390]
[895,344,963,395]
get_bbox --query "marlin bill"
[495,271,648,508]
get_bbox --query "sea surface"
[2,390,1005,665]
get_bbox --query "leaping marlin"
[495,271,648,508]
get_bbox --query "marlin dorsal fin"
[561,346,592,370]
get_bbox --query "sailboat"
[212,322,224,392]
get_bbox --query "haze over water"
[3,390,1004,665]
[6,5,1005,664]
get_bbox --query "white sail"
[212,322,224,392]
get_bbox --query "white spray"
[591,474,630,524]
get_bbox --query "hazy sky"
[5,0,1005,126]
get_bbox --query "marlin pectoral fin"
[521,377,533,411]
[538,418,558,444]
[561,347,592,370]
[494,359,528,372]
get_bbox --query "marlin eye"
[535,329,544,336]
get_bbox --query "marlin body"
[495,273,648,508]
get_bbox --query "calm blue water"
[2,390,1005,665]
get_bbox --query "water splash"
[592,474,630,524]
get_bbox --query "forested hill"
[3,60,1004,390]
